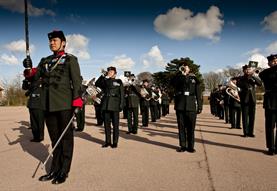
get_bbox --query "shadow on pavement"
[120,131,178,150]
[196,138,265,154]
[6,121,52,174]
[195,129,242,137]
[74,131,105,146]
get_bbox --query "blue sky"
[0,0,277,81]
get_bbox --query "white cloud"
[109,54,135,70]
[0,53,19,65]
[65,34,91,60]
[236,53,268,69]
[4,39,35,54]
[142,45,165,68]
[262,10,277,33]
[0,0,55,16]
[265,41,277,54]
[244,48,261,56]
[154,6,224,41]
[248,53,268,69]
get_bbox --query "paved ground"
[0,105,276,191]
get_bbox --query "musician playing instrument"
[228,77,241,129]
[259,54,277,155]
[237,63,262,137]
[149,86,159,122]
[95,66,124,148]
[171,62,202,153]
[140,79,151,127]
[124,73,141,134]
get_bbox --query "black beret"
[142,79,149,83]
[267,54,277,62]
[48,30,66,41]
[107,66,117,73]
[242,64,249,70]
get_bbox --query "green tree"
[1,75,27,106]
[153,57,204,100]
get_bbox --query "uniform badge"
[191,79,196,83]
[58,58,66,64]
[113,82,120,86]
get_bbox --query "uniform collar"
[54,51,65,57]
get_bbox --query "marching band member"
[171,62,202,153]
[23,30,82,184]
[95,66,124,148]
[259,54,277,155]
[237,63,262,137]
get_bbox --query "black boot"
[39,172,58,181]
[52,172,68,184]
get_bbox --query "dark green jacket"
[259,65,277,110]
[125,85,140,108]
[95,76,124,112]
[33,53,82,112]
[171,72,202,112]
[161,94,170,105]
[237,75,262,105]
[27,79,44,109]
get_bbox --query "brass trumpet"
[179,66,186,75]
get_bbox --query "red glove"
[72,97,83,108]
[23,68,37,79]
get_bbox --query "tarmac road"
[0,105,276,191]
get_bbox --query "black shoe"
[111,143,118,148]
[102,143,111,148]
[268,149,274,156]
[30,138,43,142]
[248,134,255,138]
[51,172,67,184]
[176,147,186,152]
[187,148,196,153]
[126,132,131,134]
[236,127,242,129]
[132,131,137,134]
[39,172,57,181]
[241,135,247,137]
[75,128,83,132]
[229,127,235,129]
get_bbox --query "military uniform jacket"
[150,90,159,106]
[95,76,124,112]
[125,85,140,108]
[171,72,202,112]
[161,94,170,105]
[27,78,45,109]
[140,87,151,108]
[237,75,262,105]
[259,65,277,110]
[33,53,82,112]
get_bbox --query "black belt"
[176,92,195,96]
[106,94,118,97]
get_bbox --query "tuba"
[226,80,240,102]
[83,78,103,104]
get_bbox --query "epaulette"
[66,53,76,58]
[116,79,123,84]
